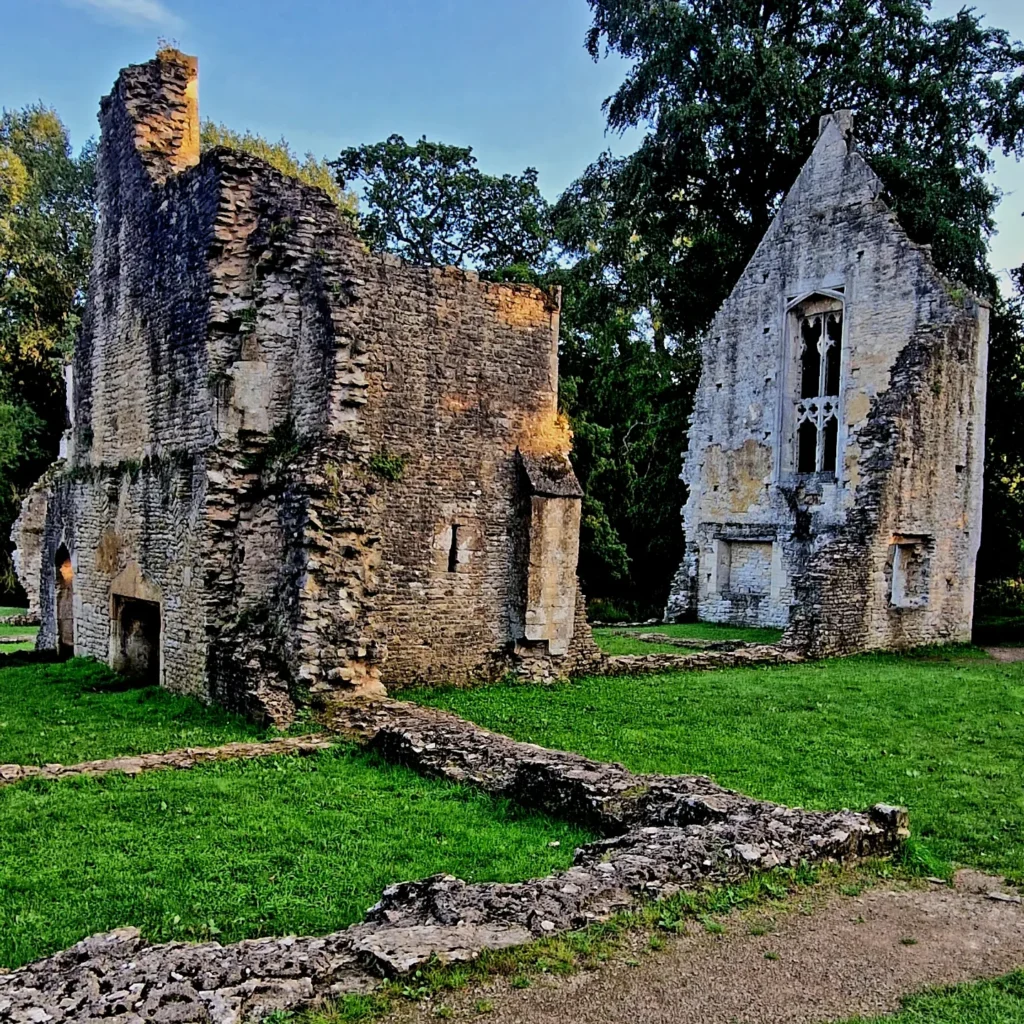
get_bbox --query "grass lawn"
[0,656,265,765]
[0,607,38,655]
[845,970,1024,1023]
[410,648,1024,883]
[593,621,783,655]
[0,747,590,969]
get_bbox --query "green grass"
[410,649,1024,882]
[0,747,591,969]
[593,621,783,655]
[0,657,266,765]
[844,971,1024,1022]
[0,606,28,617]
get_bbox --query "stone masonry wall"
[19,50,594,719]
[666,112,987,653]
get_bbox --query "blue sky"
[2,0,1021,287]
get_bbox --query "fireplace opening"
[112,595,161,682]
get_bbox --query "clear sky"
[2,0,1021,287]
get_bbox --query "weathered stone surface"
[12,50,600,723]
[0,701,906,1023]
[0,736,333,789]
[666,111,988,655]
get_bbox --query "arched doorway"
[55,544,74,658]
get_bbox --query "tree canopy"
[333,135,552,271]
[0,105,95,593]
[552,0,1024,606]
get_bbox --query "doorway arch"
[55,544,74,658]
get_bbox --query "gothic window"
[792,301,843,475]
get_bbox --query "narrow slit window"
[797,420,818,473]
[447,524,459,573]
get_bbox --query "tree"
[0,105,95,596]
[557,0,1024,604]
[200,121,356,214]
[333,135,551,271]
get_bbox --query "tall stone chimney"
[99,49,200,185]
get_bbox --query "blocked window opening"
[55,545,74,659]
[890,540,929,608]
[447,525,460,573]
[112,596,161,681]
[790,298,843,475]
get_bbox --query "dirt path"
[985,646,1024,663]
[401,873,1024,1024]
[0,735,333,787]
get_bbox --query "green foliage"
[242,418,304,477]
[841,971,1024,1023]
[412,648,1024,882]
[333,135,552,270]
[367,449,408,482]
[0,656,264,765]
[200,121,356,214]
[0,106,95,597]
[979,290,1024,582]
[556,267,695,606]
[0,742,588,968]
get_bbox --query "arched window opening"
[789,296,844,476]
[800,316,822,399]
[797,419,818,473]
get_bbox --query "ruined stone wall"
[667,112,987,651]
[31,52,217,695]
[355,265,585,687]
[19,49,594,718]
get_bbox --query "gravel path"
[402,872,1024,1024]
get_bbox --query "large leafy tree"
[0,106,95,596]
[557,0,1024,605]
[333,135,552,271]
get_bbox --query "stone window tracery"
[791,301,843,475]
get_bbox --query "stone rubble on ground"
[0,699,907,1024]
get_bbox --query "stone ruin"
[666,111,989,655]
[11,50,601,723]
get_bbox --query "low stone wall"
[0,700,906,1023]
[633,633,759,651]
[0,736,333,789]
[0,615,39,627]
[600,645,803,676]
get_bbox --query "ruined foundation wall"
[668,114,987,649]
